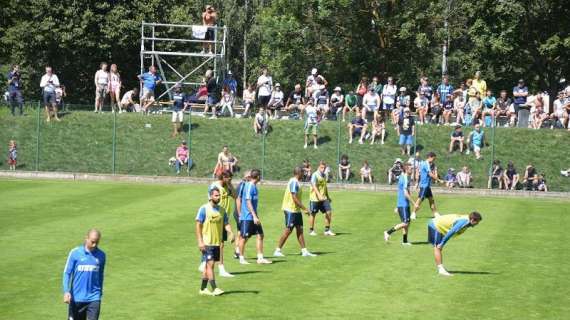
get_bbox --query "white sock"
[257,253,264,260]
[301,248,308,253]
[275,248,281,252]
[437,264,445,271]
[239,255,246,261]
[218,264,226,272]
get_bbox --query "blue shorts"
[352,128,362,137]
[203,245,221,262]
[399,134,413,145]
[418,186,433,200]
[43,91,56,106]
[68,300,101,320]
[239,220,264,238]
[284,211,303,229]
[428,224,445,246]
[383,103,394,111]
[398,207,411,223]
[207,95,218,106]
[310,200,332,214]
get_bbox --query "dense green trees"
[1,0,569,102]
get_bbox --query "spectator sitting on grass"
[174,141,191,174]
[370,114,386,145]
[495,90,514,127]
[362,86,380,121]
[242,83,256,118]
[466,124,485,160]
[302,159,312,182]
[523,164,538,191]
[219,85,234,117]
[267,83,285,119]
[360,160,373,184]
[338,154,351,182]
[314,86,330,119]
[7,140,17,171]
[453,94,465,125]
[348,111,368,144]
[535,174,548,192]
[481,90,496,127]
[215,146,238,176]
[388,158,403,185]
[253,107,269,135]
[330,87,344,119]
[444,168,457,189]
[395,87,410,125]
[286,84,305,116]
[448,125,464,153]
[342,90,359,122]
[397,107,415,156]
[457,166,473,188]
[414,92,429,124]
[488,159,506,189]
[120,88,139,112]
[504,161,520,190]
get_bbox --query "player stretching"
[428,212,482,276]
[308,161,336,236]
[411,152,442,220]
[233,171,251,258]
[274,167,317,257]
[238,169,272,264]
[196,188,234,296]
[384,163,414,245]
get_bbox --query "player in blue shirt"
[63,229,106,320]
[411,152,442,220]
[171,85,189,137]
[237,169,272,265]
[436,75,454,105]
[233,171,251,258]
[384,163,415,245]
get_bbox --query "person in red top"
[175,141,192,174]
[202,5,218,54]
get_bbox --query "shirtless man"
[202,5,218,54]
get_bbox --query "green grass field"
[1,178,569,319]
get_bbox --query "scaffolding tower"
[140,22,227,101]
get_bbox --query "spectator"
[285,84,305,116]
[496,90,514,127]
[355,77,368,107]
[329,87,344,119]
[466,124,485,159]
[442,94,454,125]
[472,71,487,96]
[222,71,237,96]
[395,87,410,125]
[7,140,17,171]
[430,93,442,125]
[388,158,403,185]
[94,62,109,113]
[215,146,238,176]
[171,85,189,137]
[39,66,61,122]
[174,141,192,174]
[138,65,162,114]
[187,80,208,104]
[342,90,358,122]
[523,164,538,191]
[530,96,548,129]
[55,84,66,112]
[397,108,415,155]
[456,166,473,188]
[370,114,386,145]
[201,5,217,54]
[560,168,570,177]
[488,159,506,189]
[415,92,429,124]
[324,163,333,182]
[109,64,122,113]
[481,90,496,127]
[362,87,380,121]
[468,91,482,126]
[338,154,351,182]
[7,64,23,116]
[381,76,397,118]
[256,66,273,108]
[305,68,327,98]
[417,76,433,102]
[303,99,319,149]
[219,85,235,117]
[267,83,284,119]
[453,94,466,125]
[302,159,312,182]
[371,76,383,95]
[536,174,548,192]
[242,83,256,118]
[504,161,520,190]
[512,79,529,117]
[453,81,469,104]
[360,160,373,184]
[314,86,330,119]
[120,88,139,113]
[253,107,269,135]
[444,168,457,189]
[550,91,567,129]
[348,111,368,144]
[448,125,464,153]
[436,75,454,106]
[203,69,218,118]
[407,151,421,177]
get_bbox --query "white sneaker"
[314,145,318,149]
[301,250,317,257]
[349,139,353,144]
[199,288,214,296]
[304,144,308,149]
[401,242,412,246]
[273,249,285,257]
[198,261,206,272]
[257,258,273,264]
[309,230,317,236]
[239,257,250,265]
[383,231,390,242]
[324,230,336,236]
[438,268,453,276]
[410,212,417,220]
[381,141,385,145]
[219,270,235,278]
[434,212,441,218]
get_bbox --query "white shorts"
[172,110,184,122]
[474,145,481,152]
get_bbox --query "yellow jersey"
[282,177,303,212]
[195,203,228,246]
[472,79,487,95]
[310,171,329,202]
[209,181,235,216]
[432,214,470,236]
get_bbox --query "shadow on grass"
[317,136,332,145]
[410,241,430,245]
[448,270,497,275]
[333,232,351,236]
[411,144,424,153]
[230,270,270,275]
[223,290,260,295]
[311,251,334,256]
[182,123,200,132]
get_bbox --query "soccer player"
[238,169,272,264]
[428,212,483,276]
[63,229,106,320]
[411,152,442,220]
[274,167,317,257]
[234,171,251,258]
[196,187,234,296]
[308,161,336,236]
[384,163,414,245]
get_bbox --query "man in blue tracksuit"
[63,229,106,320]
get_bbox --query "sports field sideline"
[1,178,569,319]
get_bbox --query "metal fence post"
[187,110,192,176]
[261,130,266,180]
[488,122,496,188]
[112,110,117,175]
[336,117,341,183]
[35,101,41,171]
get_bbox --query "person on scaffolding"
[202,5,217,54]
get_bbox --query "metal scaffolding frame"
[140,22,227,101]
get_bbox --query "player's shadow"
[333,232,351,236]
[223,290,260,295]
[181,123,199,132]
[448,270,496,275]
[311,251,334,256]
[410,241,430,245]
[317,136,332,145]
[230,270,269,275]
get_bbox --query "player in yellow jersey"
[309,161,336,236]
[428,212,482,276]
[273,167,317,257]
[195,187,234,296]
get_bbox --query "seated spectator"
[430,93,442,125]
[481,90,496,127]
[338,154,351,181]
[329,87,344,120]
[388,158,403,185]
[561,168,570,177]
[530,96,548,129]
[215,145,238,176]
[348,111,368,144]
[469,91,483,126]
[488,159,506,189]
[7,140,17,171]
[523,164,538,191]
[456,166,473,188]
[536,174,548,192]
[466,124,484,160]
[324,163,333,182]
[448,125,464,153]
[242,83,256,117]
[444,168,457,189]
[362,87,380,121]
[314,87,330,119]
[302,159,312,182]
[414,92,429,124]
[187,80,208,104]
[453,94,465,125]
[174,141,192,175]
[370,114,386,145]
[286,84,305,117]
[120,88,139,113]
[395,87,410,125]
[504,161,520,190]
[407,151,421,183]
[267,83,285,119]
[218,85,234,117]
[342,90,359,122]
[442,94,454,125]
[397,108,415,155]
[495,90,514,127]
[355,77,369,107]
[253,107,269,135]
[550,91,567,129]
[360,160,373,184]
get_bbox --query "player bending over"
[384,163,415,245]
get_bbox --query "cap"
[227,70,233,75]
[395,158,402,163]
[334,86,341,92]
[275,83,281,87]
[311,68,317,75]
[399,87,406,92]
[518,79,524,83]
[455,124,462,129]
[181,140,187,145]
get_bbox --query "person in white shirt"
[395,87,410,125]
[303,101,319,149]
[39,66,61,122]
[360,160,374,184]
[362,87,380,121]
[120,88,139,113]
[94,62,109,113]
[330,87,344,118]
[256,67,273,108]
[267,83,285,119]
[253,107,269,134]
[381,77,398,117]
[242,84,256,118]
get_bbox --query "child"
[242,84,256,117]
[444,168,457,189]
[338,154,351,182]
[219,86,234,117]
[370,114,386,145]
[8,140,17,171]
[360,160,373,184]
